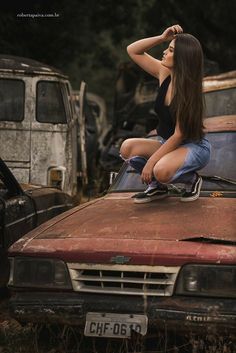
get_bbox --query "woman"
[120,24,211,203]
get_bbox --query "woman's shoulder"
[159,74,171,88]
[159,68,171,85]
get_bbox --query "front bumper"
[9,292,236,333]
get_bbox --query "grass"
[1,317,236,353]
[1,297,236,353]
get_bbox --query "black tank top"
[154,76,175,139]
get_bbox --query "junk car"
[7,114,236,352]
[0,158,73,291]
[100,69,236,172]
[73,88,111,195]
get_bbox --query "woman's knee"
[153,164,172,183]
[120,139,135,159]
[120,137,160,160]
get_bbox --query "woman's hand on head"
[161,25,183,42]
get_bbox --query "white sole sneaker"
[180,176,202,202]
[134,193,169,204]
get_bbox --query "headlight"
[176,264,236,298]
[8,257,72,289]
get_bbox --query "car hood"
[9,194,236,265]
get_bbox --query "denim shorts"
[150,135,211,182]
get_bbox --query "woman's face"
[161,40,175,69]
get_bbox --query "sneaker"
[180,174,202,202]
[133,186,169,204]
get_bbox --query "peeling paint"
[0,66,78,196]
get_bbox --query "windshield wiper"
[202,175,236,185]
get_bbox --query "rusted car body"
[73,88,111,193]
[86,92,110,150]
[0,55,78,196]
[0,158,73,290]
[7,113,236,351]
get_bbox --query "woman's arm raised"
[127,25,183,79]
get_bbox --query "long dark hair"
[171,33,205,141]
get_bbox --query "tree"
[0,0,234,107]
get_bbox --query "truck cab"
[0,55,78,196]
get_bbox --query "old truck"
[0,55,78,196]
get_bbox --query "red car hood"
[9,194,236,265]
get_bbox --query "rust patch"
[210,191,224,197]
[203,70,236,92]
[204,115,236,132]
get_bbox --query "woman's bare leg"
[120,138,162,160]
[120,139,191,184]
[153,147,189,183]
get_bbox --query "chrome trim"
[67,263,180,297]
[5,203,72,228]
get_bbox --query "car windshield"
[110,131,236,193]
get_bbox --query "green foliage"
[0,0,235,108]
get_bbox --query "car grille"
[67,263,180,296]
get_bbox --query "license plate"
[84,312,148,338]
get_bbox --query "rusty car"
[0,158,73,293]
[73,88,111,195]
[7,112,236,352]
[100,69,236,172]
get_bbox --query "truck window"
[0,79,24,122]
[36,81,67,124]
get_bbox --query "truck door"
[0,77,31,183]
[30,77,77,196]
